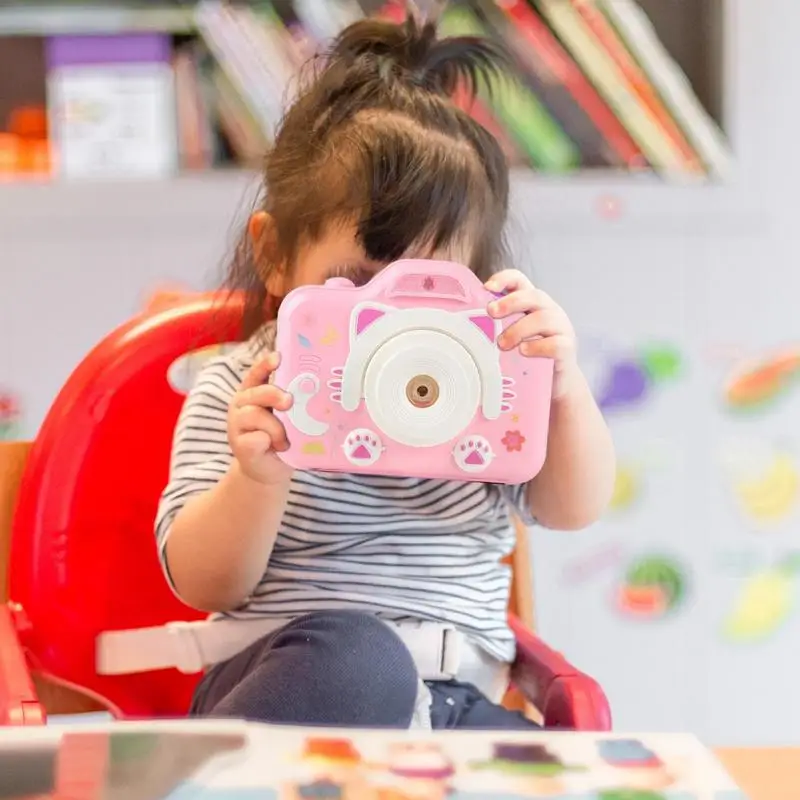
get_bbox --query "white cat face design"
[340,301,505,421]
[349,302,500,345]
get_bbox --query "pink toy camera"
[273,260,554,484]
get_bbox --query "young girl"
[156,13,615,730]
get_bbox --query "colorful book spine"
[475,0,615,168]
[490,0,645,170]
[210,66,267,165]
[600,0,730,179]
[194,0,287,138]
[378,0,525,165]
[440,6,581,172]
[173,47,214,170]
[293,0,365,43]
[535,0,697,179]
[571,0,703,175]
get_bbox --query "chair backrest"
[9,296,244,717]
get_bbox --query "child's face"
[286,222,473,293]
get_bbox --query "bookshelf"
[0,1,768,234]
[0,1,732,181]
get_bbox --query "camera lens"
[406,375,439,408]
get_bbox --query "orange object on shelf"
[8,105,48,141]
[0,133,20,174]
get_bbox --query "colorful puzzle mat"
[0,722,748,799]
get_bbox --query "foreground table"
[716,749,799,800]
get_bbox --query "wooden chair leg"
[504,516,542,724]
[0,442,31,603]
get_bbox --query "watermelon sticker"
[616,555,688,620]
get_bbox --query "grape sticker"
[615,555,688,620]
[594,344,683,415]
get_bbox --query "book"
[571,0,704,175]
[484,0,646,171]
[534,0,700,180]
[194,0,289,141]
[439,6,581,173]
[45,33,179,180]
[173,45,214,170]
[0,720,749,799]
[293,0,365,44]
[600,0,731,179]
[473,0,621,169]
[208,65,268,166]
[377,0,526,165]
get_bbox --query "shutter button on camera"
[325,277,354,288]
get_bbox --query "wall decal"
[718,438,799,529]
[562,543,625,586]
[723,348,800,412]
[614,554,688,621]
[585,341,683,415]
[0,390,21,441]
[722,553,800,644]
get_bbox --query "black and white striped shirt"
[156,335,534,662]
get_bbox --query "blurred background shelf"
[0,4,196,35]
[0,169,767,239]
[0,0,731,184]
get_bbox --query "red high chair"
[0,295,611,730]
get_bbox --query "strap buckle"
[439,626,462,679]
[165,621,206,674]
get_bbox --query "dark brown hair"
[226,13,511,337]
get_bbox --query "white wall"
[522,0,800,748]
[0,0,796,746]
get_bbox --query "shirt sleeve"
[154,355,246,586]
[501,482,537,527]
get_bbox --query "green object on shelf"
[439,6,580,173]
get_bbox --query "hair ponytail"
[326,13,506,99]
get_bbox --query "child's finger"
[236,430,274,459]
[499,309,563,350]
[234,407,290,452]
[488,288,552,318]
[234,404,275,434]
[520,335,573,360]
[236,383,293,412]
[485,269,534,295]
[240,352,281,390]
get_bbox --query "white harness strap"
[97,618,511,728]
[99,617,469,680]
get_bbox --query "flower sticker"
[502,430,526,452]
[0,391,21,441]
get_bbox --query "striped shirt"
[155,331,534,662]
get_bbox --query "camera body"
[273,260,553,484]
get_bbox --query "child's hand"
[485,269,579,399]
[228,352,295,485]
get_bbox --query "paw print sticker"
[343,428,384,466]
[453,435,495,474]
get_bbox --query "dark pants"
[190,610,539,730]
